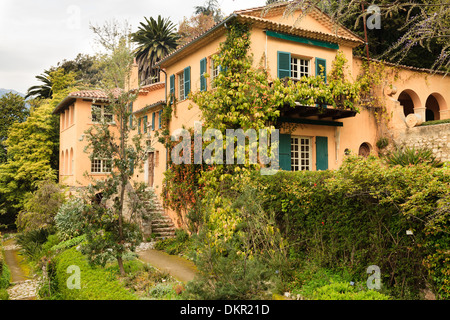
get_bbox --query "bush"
[154,229,192,256]
[385,146,443,167]
[310,281,390,300]
[1,245,11,291]
[49,248,136,300]
[15,229,50,262]
[16,180,66,232]
[0,289,9,300]
[251,156,450,299]
[55,198,85,240]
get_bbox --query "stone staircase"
[141,190,176,240]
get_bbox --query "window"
[291,57,310,79]
[291,137,312,171]
[178,72,185,101]
[92,104,114,123]
[91,158,112,174]
[143,115,148,133]
[211,58,221,88]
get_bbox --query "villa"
[53,2,450,232]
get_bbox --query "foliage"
[49,235,86,253]
[46,248,136,300]
[0,242,11,291]
[25,71,53,100]
[250,156,450,299]
[281,0,449,72]
[131,16,180,84]
[385,145,443,168]
[178,13,216,47]
[0,92,29,163]
[194,0,223,22]
[82,21,153,275]
[16,180,66,232]
[15,229,50,263]
[0,69,76,221]
[154,229,192,256]
[310,281,390,300]
[55,198,85,241]
[376,137,389,150]
[421,119,450,126]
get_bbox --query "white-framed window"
[291,57,310,80]
[178,72,185,101]
[291,136,312,171]
[91,158,112,174]
[92,104,114,123]
[211,58,221,89]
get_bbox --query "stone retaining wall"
[394,123,450,162]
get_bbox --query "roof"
[53,89,123,114]
[133,100,166,115]
[156,2,364,68]
[235,1,364,43]
[354,56,448,76]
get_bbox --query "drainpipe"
[158,66,169,171]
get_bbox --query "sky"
[0,0,266,94]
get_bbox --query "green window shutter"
[316,136,329,171]
[200,58,207,92]
[158,110,163,129]
[152,112,156,131]
[128,102,133,127]
[138,117,141,134]
[278,51,291,79]
[143,115,148,133]
[184,66,191,99]
[279,134,292,171]
[169,74,175,103]
[315,58,327,83]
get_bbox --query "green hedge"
[251,156,450,299]
[50,248,136,300]
[0,242,11,300]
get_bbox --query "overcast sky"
[0,0,266,94]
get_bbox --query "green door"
[316,136,328,171]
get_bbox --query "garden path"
[2,239,37,300]
[138,248,198,283]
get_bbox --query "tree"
[0,69,75,224]
[81,20,153,275]
[194,0,223,22]
[178,13,216,47]
[25,71,53,100]
[278,0,449,71]
[0,92,29,163]
[131,16,180,85]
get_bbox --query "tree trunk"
[117,255,125,276]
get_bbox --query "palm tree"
[194,0,223,22]
[25,71,53,99]
[131,16,180,85]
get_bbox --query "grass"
[421,119,450,126]
[105,259,184,300]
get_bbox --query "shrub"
[385,146,443,167]
[0,245,11,291]
[50,248,136,300]
[15,229,50,262]
[16,180,66,232]
[154,229,192,256]
[55,198,85,240]
[0,289,9,300]
[251,156,450,299]
[310,281,390,300]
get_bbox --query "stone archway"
[398,89,422,117]
[427,93,448,121]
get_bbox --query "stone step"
[152,226,176,232]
